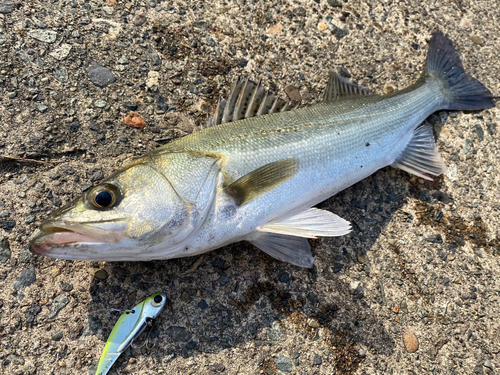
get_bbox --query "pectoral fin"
[392,125,447,181]
[225,159,299,206]
[258,208,351,238]
[247,231,314,268]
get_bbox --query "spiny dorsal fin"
[225,158,299,206]
[392,125,447,181]
[322,70,371,101]
[208,77,297,127]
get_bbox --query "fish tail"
[425,30,494,110]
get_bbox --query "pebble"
[37,103,49,113]
[94,99,107,108]
[19,246,36,263]
[124,112,147,129]
[403,329,419,353]
[274,355,292,373]
[462,138,473,155]
[48,294,69,319]
[6,91,16,99]
[49,43,72,61]
[93,269,108,280]
[25,215,36,224]
[313,353,322,366]
[266,23,283,35]
[13,265,36,291]
[165,326,193,342]
[284,85,301,104]
[0,0,14,14]
[268,320,285,341]
[32,17,47,29]
[118,55,129,65]
[53,67,68,83]
[157,95,168,112]
[28,29,58,43]
[87,168,104,182]
[470,35,484,45]
[87,61,116,88]
[52,332,63,341]
[0,237,11,263]
[60,282,73,292]
[198,299,208,310]
[132,14,147,26]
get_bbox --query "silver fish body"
[30,32,493,266]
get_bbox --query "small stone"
[165,326,193,342]
[60,282,73,292]
[307,318,320,328]
[94,269,108,280]
[218,275,229,285]
[327,0,342,6]
[124,112,147,129]
[28,29,58,43]
[37,103,49,113]
[32,17,47,29]
[94,99,107,108]
[53,67,68,83]
[87,168,104,182]
[383,84,395,94]
[0,0,15,14]
[19,246,36,263]
[48,294,69,319]
[157,95,168,111]
[425,234,443,244]
[49,43,72,61]
[266,23,283,35]
[0,238,11,263]
[274,355,292,373]
[129,358,136,364]
[80,315,101,338]
[313,353,322,366]
[403,329,419,353]
[52,332,63,341]
[118,55,129,65]
[25,215,36,224]
[393,305,399,314]
[132,14,147,26]
[484,359,493,370]
[198,299,208,310]
[268,320,285,341]
[123,102,138,111]
[463,138,473,154]
[333,263,343,273]
[470,35,484,45]
[14,265,36,291]
[87,60,116,88]
[284,85,301,104]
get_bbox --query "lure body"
[96,293,167,375]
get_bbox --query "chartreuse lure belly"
[96,293,167,375]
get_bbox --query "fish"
[30,31,493,267]
[96,293,167,375]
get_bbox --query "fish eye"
[154,295,163,304]
[88,184,122,210]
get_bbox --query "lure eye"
[88,184,122,210]
[154,295,163,304]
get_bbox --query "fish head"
[30,160,201,261]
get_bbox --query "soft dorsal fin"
[225,158,299,206]
[392,125,447,181]
[207,77,297,127]
[322,70,371,101]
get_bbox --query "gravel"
[13,265,36,291]
[28,29,57,43]
[87,60,116,88]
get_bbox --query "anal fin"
[258,208,351,238]
[392,125,447,181]
[247,232,314,268]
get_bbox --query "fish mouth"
[30,220,128,255]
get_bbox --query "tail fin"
[425,31,494,110]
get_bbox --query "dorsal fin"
[322,70,371,101]
[208,77,297,127]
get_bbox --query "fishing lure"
[96,292,167,375]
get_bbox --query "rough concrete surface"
[0,0,499,374]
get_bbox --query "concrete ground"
[0,0,499,374]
